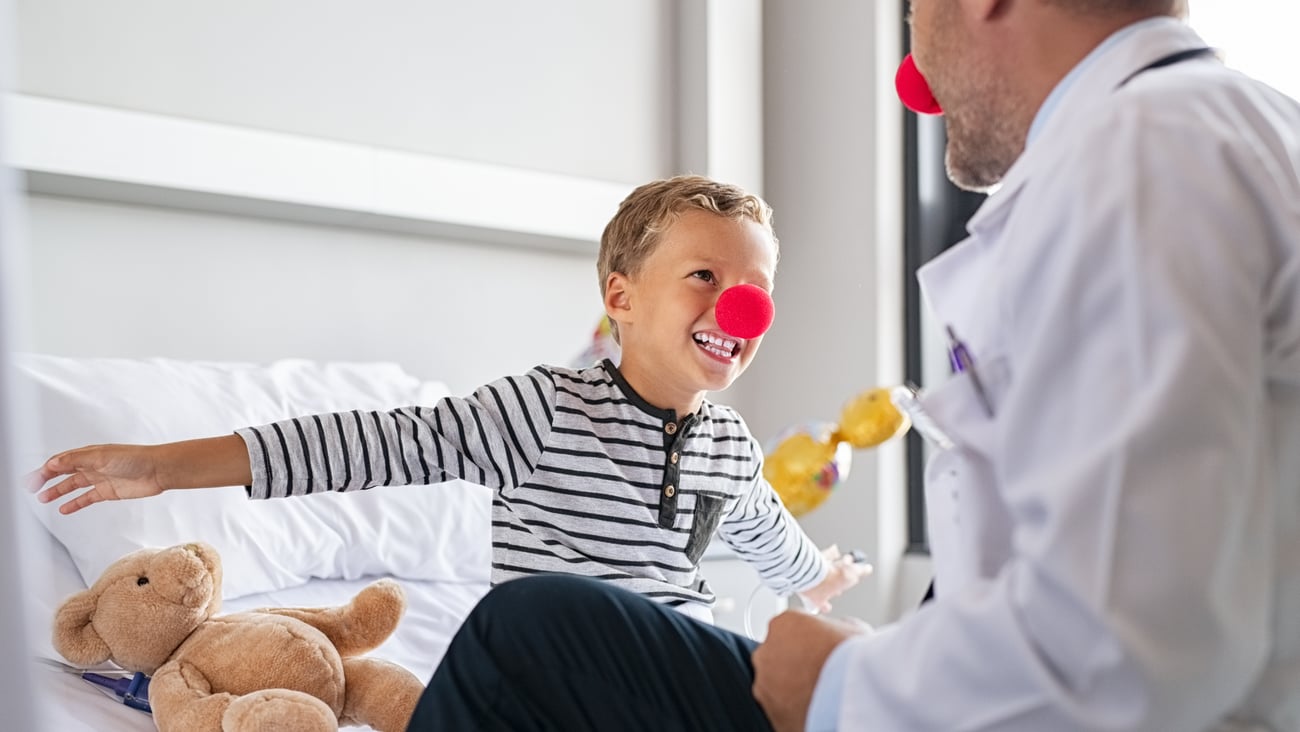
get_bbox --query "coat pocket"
[915,353,1015,589]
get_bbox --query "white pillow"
[14,354,491,599]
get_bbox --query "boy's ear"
[603,272,632,322]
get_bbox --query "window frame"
[900,9,987,553]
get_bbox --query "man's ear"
[603,272,632,322]
[958,0,1006,22]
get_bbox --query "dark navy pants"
[406,575,775,732]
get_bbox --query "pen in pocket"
[945,326,995,418]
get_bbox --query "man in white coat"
[405,1,1300,730]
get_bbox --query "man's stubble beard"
[923,6,1032,193]
[942,79,1031,193]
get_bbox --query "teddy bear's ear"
[52,589,111,666]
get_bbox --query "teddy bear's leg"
[257,579,406,657]
[338,657,425,732]
[149,661,236,732]
[223,689,338,732]
[153,660,340,732]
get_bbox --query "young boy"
[30,175,866,621]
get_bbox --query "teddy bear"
[52,541,425,732]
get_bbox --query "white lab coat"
[832,18,1300,731]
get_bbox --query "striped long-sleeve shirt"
[236,360,828,609]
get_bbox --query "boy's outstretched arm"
[28,435,251,514]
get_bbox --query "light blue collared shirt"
[1026,20,1149,144]
[804,20,1158,731]
[804,636,859,731]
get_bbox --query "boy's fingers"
[59,489,102,515]
[36,474,91,504]
[29,451,81,489]
[26,459,63,491]
[23,468,49,493]
[832,554,873,577]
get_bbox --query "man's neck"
[1017,9,1175,133]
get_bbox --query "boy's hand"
[796,545,873,614]
[26,435,252,514]
[26,444,169,514]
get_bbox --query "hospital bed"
[16,353,494,731]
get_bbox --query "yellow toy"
[764,388,910,516]
[571,316,621,368]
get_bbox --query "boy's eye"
[691,270,716,284]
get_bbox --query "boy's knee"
[483,573,607,608]
[471,574,615,630]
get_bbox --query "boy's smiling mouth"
[693,330,742,361]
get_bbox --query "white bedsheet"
[28,535,488,732]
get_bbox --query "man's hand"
[752,610,870,732]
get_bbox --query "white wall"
[16,0,676,183]
[1188,1,1300,102]
[10,0,683,391]
[740,1,916,625]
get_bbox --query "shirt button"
[665,422,677,435]
[670,452,679,464]
[664,485,676,498]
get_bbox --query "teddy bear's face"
[53,542,224,673]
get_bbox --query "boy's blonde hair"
[597,174,777,342]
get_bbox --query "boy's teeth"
[702,343,730,358]
[695,333,738,349]
[694,332,739,358]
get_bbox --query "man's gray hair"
[1044,0,1186,17]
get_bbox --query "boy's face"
[605,209,777,412]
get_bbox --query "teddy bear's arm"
[52,590,112,666]
[255,579,407,657]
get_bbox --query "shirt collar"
[601,359,698,424]
[966,16,1203,235]
[1026,18,1160,145]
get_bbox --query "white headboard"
[23,192,604,395]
